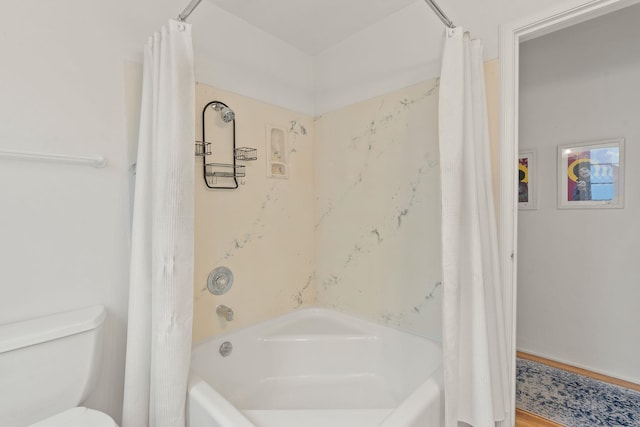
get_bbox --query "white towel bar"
[0,148,107,168]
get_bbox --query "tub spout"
[216,304,234,321]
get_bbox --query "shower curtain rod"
[177,0,455,28]
[423,0,455,28]
[177,0,204,22]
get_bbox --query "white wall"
[313,0,562,115]
[517,5,640,383]
[189,1,315,115]
[0,1,138,421]
[0,0,314,422]
[314,2,444,115]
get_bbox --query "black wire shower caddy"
[195,100,257,189]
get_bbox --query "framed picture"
[557,138,624,209]
[518,150,536,210]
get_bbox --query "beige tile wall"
[313,78,443,338]
[193,83,316,342]
[193,60,500,341]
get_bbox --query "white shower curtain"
[122,20,195,427]
[438,28,509,427]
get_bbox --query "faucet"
[216,304,234,321]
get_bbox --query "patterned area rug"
[516,358,640,427]
[516,358,640,426]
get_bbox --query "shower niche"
[196,100,257,189]
[266,125,288,179]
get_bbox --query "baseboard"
[517,350,640,392]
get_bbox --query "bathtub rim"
[190,306,443,403]
[188,307,444,426]
[187,374,255,427]
[192,306,442,347]
[187,370,444,427]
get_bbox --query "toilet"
[0,305,118,426]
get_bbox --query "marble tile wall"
[193,83,316,342]
[192,65,500,342]
[313,79,443,339]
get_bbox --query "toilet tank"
[0,305,107,426]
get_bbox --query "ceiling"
[204,0,573,61]
[208,0,418,55]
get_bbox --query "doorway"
[500,0,640,425]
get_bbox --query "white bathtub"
[188,308,443,427]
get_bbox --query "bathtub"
[188,308,443,427]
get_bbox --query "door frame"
[498,0,640,424]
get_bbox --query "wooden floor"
[514,351,640,427]
[516,409,563,427]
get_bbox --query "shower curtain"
[122,20,195,427]
[438,28,509,427]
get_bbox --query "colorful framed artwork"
[518,150,536,210]
[557,138,624,209]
